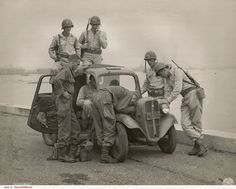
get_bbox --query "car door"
[27,75,58,134]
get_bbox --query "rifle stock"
[81,18,91,58]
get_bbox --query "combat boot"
[100,146,118,163]
[68,144,78,161]
[196,138,208,157]
[188,141,200,156]
[47,145,67,161]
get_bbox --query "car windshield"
[98,74,136,91]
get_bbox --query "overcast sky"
[0,0,235,69]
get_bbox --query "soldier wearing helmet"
[48,19,81,83]
[78,16,107,65]
[141,51,165,97]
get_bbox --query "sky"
[0,0,235,69]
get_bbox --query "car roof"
[77,64,137,76]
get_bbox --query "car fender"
[158,113,178,139]
[116,114,145,133]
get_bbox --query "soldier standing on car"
[141,51,165,97]
[76,75,97,129]
[48,19,81,84]
[154,63,208,157]
[79,16,107,65]
[92,86,139,163]
[47,55,84,163]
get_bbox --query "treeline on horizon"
[0,67,51,75]
[0,65,235,75]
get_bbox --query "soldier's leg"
[181,90,202,140]
[92,101,103,146]
[93,54,102,64]
[48,97,74,162]
[102,102,116,147]
[70,108,81,145]
[181,90,207,156]
[188,90,207,156]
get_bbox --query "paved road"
[0,113,235,185]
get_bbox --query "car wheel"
[111,122,128,162]
[158,125,176,153]
[42,133,57,146]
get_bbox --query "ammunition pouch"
[196,87,206,100]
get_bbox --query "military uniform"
[79,29,107,65]
[141,68,164,97]
[49,33,81,83]
[52,66,81,147]
[76,83,97,126]
[155,63,207,156]
[92,86,134,146]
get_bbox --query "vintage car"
[27,64,177,162]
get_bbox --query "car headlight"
[161,104,170,114]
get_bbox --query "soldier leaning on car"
[92,86,140,163]
[47,55,84,163]
[48,19,81,84]
[76,75,97,129]
[141,51,165,97]
[79,16,107,65]
[154,63,208,157]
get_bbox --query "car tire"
[111,122,128,162]
[42,133,57,146]
[158,125,176,153]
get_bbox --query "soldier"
[154,63,208,157]
[48,19,81,83]
[141,51,164,97]
[79,16,107,65]
[47,56,84,163]
[92,86,139,163]
[76,75,97,129]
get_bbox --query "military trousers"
[56,95,81,147]
[49,60,69,84]
[92,91,116,147]
[82,52,102,65]
[181,89,203,142]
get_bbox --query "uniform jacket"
[79,29,107,50]
[164,66,195,103]
[48,33,81,63]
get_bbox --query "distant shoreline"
[0,66,235,75]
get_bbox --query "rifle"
[171,59,206,99]
[86,18,91,44]
[81,18,90,58]
[171,59,200,87]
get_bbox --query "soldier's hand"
[63,91,71,99]
[81,43,89,49]
[84,99,92,106]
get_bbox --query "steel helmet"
[90,16,101,25]
[61,19,74,29]
[154,63,168,75]
[144,51,157,60]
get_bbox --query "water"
[0,68,235,137]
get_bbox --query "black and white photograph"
[0,0,235,187]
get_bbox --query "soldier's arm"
[74,37,81,57]
[48,36,58,61]
[76,86,86,107]
[78,32,86,44]
[99,31,108,49]
[167,68,183,103]
[141,77,149,94]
